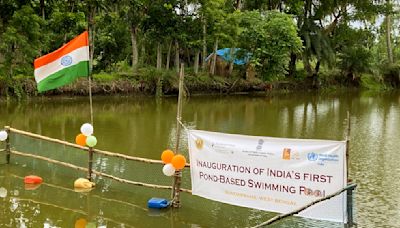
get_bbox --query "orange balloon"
[75,134,87,146]
[171,154,186,170]
[161,149,175,164]
[75,218,87,228]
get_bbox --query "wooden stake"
[346,111,351,181]
[345,111,355,227]
[87,147,94,181]
[172,63,185,208]
[5,126,11,164]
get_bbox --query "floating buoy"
[74,178,95,189]
[147,198,170,209]
[24,175,43,184]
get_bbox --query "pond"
[0,90,399,227]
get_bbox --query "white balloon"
[162,164,176,176]
[0,187,7,198]
[80,123,93,136]
[0,131,7,141]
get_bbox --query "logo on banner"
[195,138,204,149]
[282,148,291,160]
[307,152,318,161]
[256,139,264,151]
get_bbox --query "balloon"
[86,135,97,147]
[171,154,186,170]
[75,218,87,228]
[80,123,93,136]
[75,134,87,146]
[0,187,7,198]
[161,149,174,164]
[0,130,7,141]
[162,164,176,176]
[86,223,96,228]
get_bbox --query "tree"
[238,10,302,80]
[121,0,147,70]
[0,5,44,96]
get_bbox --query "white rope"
[177,118,189,132]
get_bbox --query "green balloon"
[86,222,96,228]
[86,135,97,147]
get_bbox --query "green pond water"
[0,90,399,227]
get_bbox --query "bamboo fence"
[6,127,191,193]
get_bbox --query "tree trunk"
[386,0,394,64]
[210,38,219,76]
[175,40,180,74]
[312,60,321,88]
[288,53,297,78]
[166,40,172,70]
[157,42,162,69]
[228,48,235,76]
[130,25,138,70]
[202,16,207,71]
[194,50,200,75]
[186,48,191,66]
[40,0,45,20]
[235,0,242,10]
[140,40,146,65]
[303,51,313,78]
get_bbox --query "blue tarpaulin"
[205,48,250,65]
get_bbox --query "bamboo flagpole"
[171,63,185,208]
[87,13,95,180]
[88,27,94,126]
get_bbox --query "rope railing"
[10,149,192,193]
[8,127,165,165]
[251,183,357,227]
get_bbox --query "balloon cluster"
[0,130,8,141]
[75,123,97,147]
[161,149,186,176]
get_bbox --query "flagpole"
[88,24,94,126]
[88,74,94,125]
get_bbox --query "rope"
[177,118,189,132]
[251,183,357,227]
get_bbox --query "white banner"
[188,130,347,223]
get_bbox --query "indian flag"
[34,31,89,92]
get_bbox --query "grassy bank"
[0,67,397,99]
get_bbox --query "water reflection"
[0,91,399,227]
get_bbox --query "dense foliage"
[1,0,400,97]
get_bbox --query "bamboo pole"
[11,150,88,172]
[346,111,351,181]
[11,173,188,210]
[5,126,11,164]
[252,183,357,227]
[8,127,174,166]
[345,111,355,227]
[87,147,94,181]
[171,63,186,208]
[9,149,192,193]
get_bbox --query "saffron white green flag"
[34,31,89,92]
